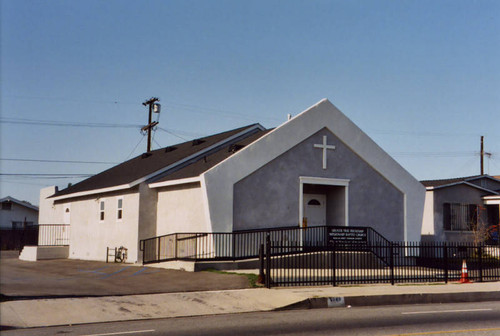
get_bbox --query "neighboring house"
[39,99,425,263]
[0,196,39,229]
[421,175,500,242]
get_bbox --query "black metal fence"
[264,240,500,287]
[140,225,390,264]
[0,227,38,250]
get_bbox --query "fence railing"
[140,225,390,264]
[38,224,70,246]
[263,241,500,288]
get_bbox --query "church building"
[37,99,425,263]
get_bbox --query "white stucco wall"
[421,190,435,235]
[66,192,140,262]
[203,99,425,242]
[156,183,209,235]
[39,186,64,224]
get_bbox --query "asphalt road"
[0,251,251,299]
[3,301,500,336]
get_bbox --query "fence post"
[265,234,271,289]
[259,244,264,284]
[175,233,178,259]
[325,226,329,245]
[232,233,236,261]
[443,243,448,284]
[331,243,336,287]
[390,243,395,285]
[478,245,483,283]
[157,238,161,261]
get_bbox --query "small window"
[117,198,123,220]
[99,200,105,221]
[308,199,321,206]
[2,202,12,211]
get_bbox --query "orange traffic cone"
[460,259,471,283]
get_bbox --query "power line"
[0,117,142,128]
[153,138,163,149]
[390,151,478,158]
[162,101,283,123]
[3,94,282,123]
[0,179,55,187]
[0,158,118,164]
[0,173,93,177]
[0,117,206,139]
[157,127,189,141]
[124,134,146,161]
[2,94,138,105]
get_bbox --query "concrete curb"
[277,291,500,310]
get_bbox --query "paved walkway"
[2,282,499,329]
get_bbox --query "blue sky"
[1,0,499,205]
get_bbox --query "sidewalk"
[2,282,499,329]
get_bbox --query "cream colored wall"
[156,183,208,236]
[421,190,435,235]
[67,192,140,262]
[39,186,65,224]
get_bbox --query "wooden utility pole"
[480,135,492,175]
[481,136,484,175]
[142,97,160,153]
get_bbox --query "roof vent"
[165,146,177,153]
[228,144,245,153]
[192,139,205,146]
[142,152,152,159]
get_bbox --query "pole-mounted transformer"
[142,97,161,153]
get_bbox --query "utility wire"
[2,95,138,105]
[3,94,281,123]
[0,117,141,128]
[1,117,205,139]
[390,151,478,158]
[369,129,484,137]
[157,127,189,141]
[0,174,93,177]
[0,179,56,187]
[0,158,118,164]
[153,138,163,149]
[124,134,146,161]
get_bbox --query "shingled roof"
[51,124,267,199]
[0,196,39,211]
[420,175,484,188]
[421,174,500,190]
[149,128,273,185]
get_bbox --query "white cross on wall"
[314,135,336,169]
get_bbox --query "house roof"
[421,174,500,193]
[50,124,267,200]
[420,175,485,188]
[0,196,39,211]
[149,128,273,186]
